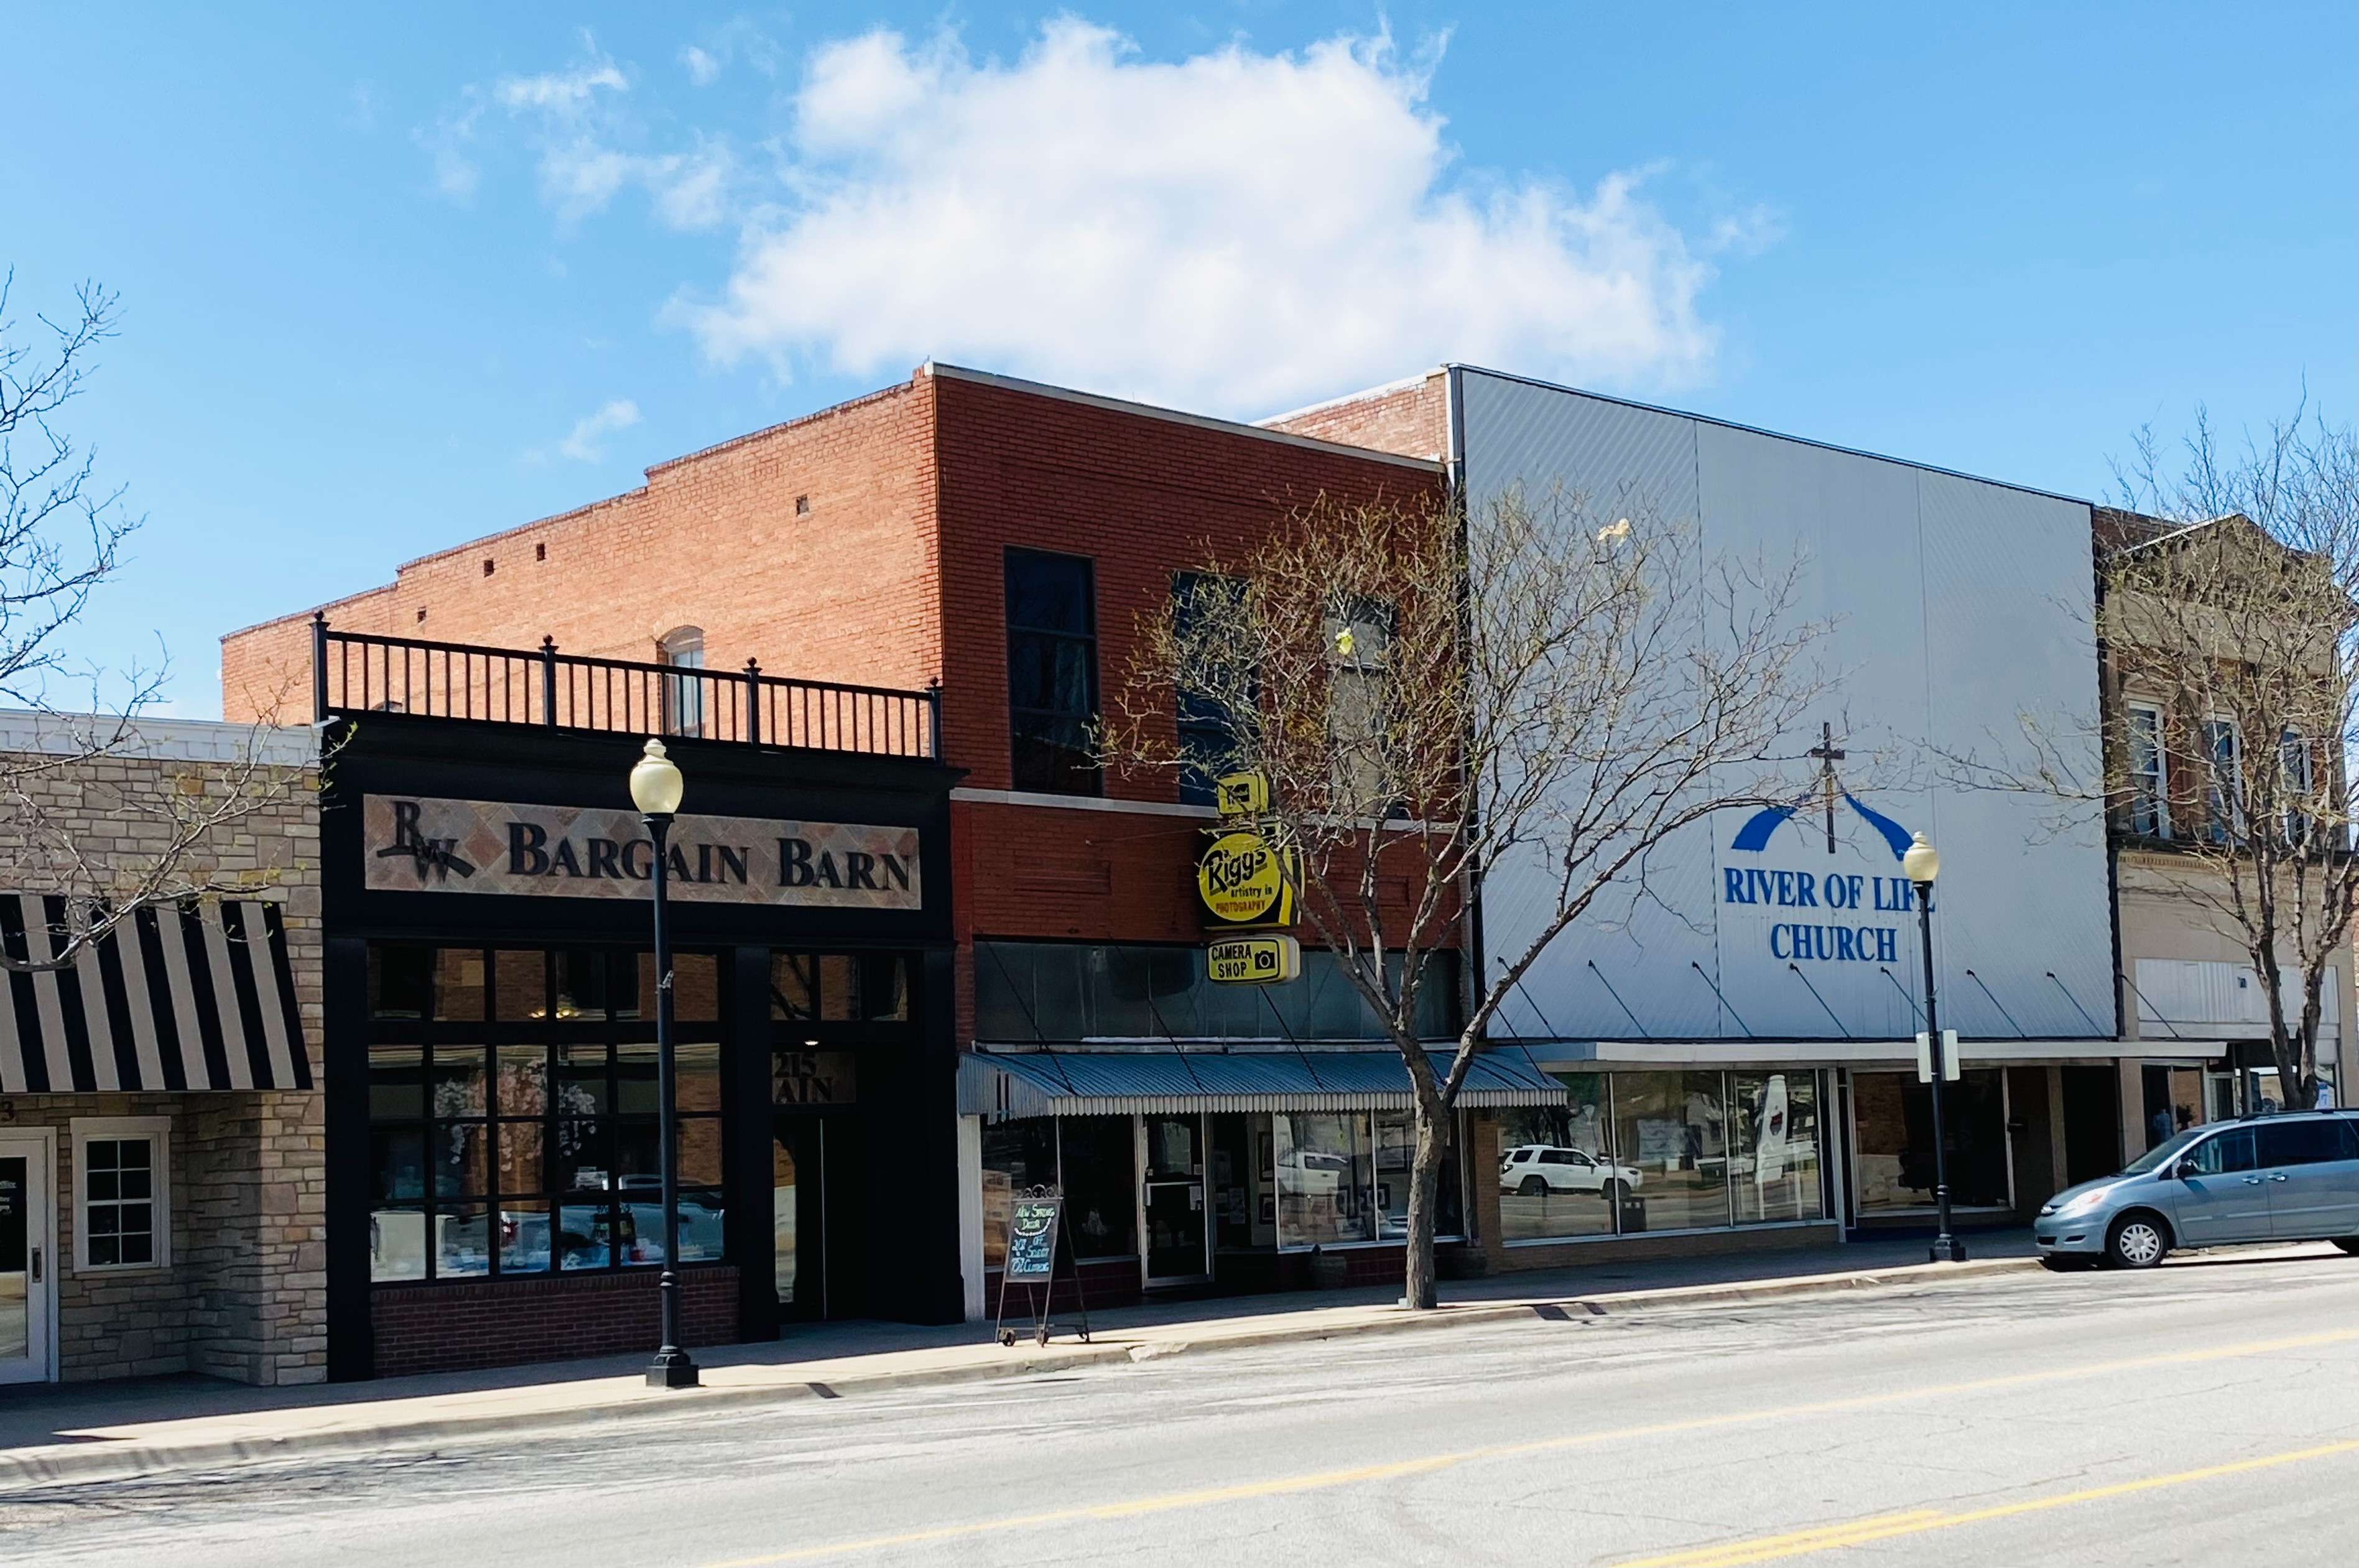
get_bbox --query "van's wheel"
[1519,1176,1547,1197]
[2106,1213,2171,1269]
[2333,1237,2359,1256]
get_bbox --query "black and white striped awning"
[0,896,311,1093]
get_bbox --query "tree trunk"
[1403,1089,1446,1310]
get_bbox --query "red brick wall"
[368,1267,740,1377]
[221,378,944,723]
[1261,373,1449,462]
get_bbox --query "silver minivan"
[2035,1110,2359,1269]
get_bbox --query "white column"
[957,1115,985,1322]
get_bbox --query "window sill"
[1502,1218,1837,1248]
[75,1261,172,1277]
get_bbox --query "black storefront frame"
[319,714,960,1380]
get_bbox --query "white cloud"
[494,58,628,113]
[680,21,1741,414]
[681,45,722,86]
[553,399,641,463]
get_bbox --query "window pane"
[624,1189,726,1266]
[118,1165,151,1200]
[552,1119,609,1194]
[616,1044,660,1115]
[430,1045,488,1118]
[1853,1069,2012,1209]
[1732,1071,1825,1223]
[1058,1116,1138,1260]
[1370,1113,1461,1240]
[2258,1120,2343,1167]
[1612,1072,1731,1232]
[368,944,434,1019]
[119,1231,154,1266]
[613,1120,661,1187]
[861,953,910,1021]
[553,949,610,1021]
[2188,1128,2256,1176]
[981,1120,1058,1270]
[496,1120,544,1197]
[677,1189,726,1263]
[558,1202,613,1269]
[369,1046,425,1121]
[676,1041,722,1113]
[818,954,858,1021]
[371,1206,427,1281]
[555,1044,608,1115]
[496,1045,547,1118]
[634,952,720,1023]
[433,948,486,1021]
[437,1204,491,1278]
[678,1117,725,1185]
[1011,717,1100,795]
[371,1128,426,1202]
[1276,1111,1374,1246]
[88,1232,121,1267]
[498,1200,550,1273]
[86,1167,119,1202]
[433,1122,488,1199]
[493,950,549,1022]
[1005,550,1093,634]
[86,1202,121,1236]
[770,952,816,1020]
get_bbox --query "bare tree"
[2100,407,2359,1110]
[0,273,308,973]
[1107,488,1832,1307]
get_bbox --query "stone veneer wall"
[0,725,325,1384]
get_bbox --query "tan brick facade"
[0,720,325,1383]
[1261,371,1450,462]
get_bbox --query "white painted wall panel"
[1462,369,2113,1043]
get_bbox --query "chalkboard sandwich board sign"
[994,1185,1090,1347]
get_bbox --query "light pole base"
[646,1350,700,1389]
[1927,1237,1968,1264]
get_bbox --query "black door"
[2060,1067,2123,1187]
[773,1115,866,1323]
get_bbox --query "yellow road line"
[1616,1439,2359,1566]
[698,1325,2359,1567]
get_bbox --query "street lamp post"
[630,737,700,1388]
[1904,830,1966,1265]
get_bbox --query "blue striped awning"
[0,896,311,1093]
[959,1048,1567,1118]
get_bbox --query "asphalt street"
[8,1251,2358,1567]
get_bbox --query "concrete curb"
[0,1255,2043,1491]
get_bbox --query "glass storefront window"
[433,949,485,1021]
[368,946,433,1019]
[972,941,1462,1042]
[1373,1111,1463,1240]
[1498,1076,1617,1242]
[1275,1112,1374,1246]
[1612,1071,1731,1233]
[1853,1069,2011,1212]
[981,1120,1058,1271]
[1731,1072,1826,1223]
[1058,1116,1138,1261]
[493,950,547,1021]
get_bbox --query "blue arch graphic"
[1731,792,1914,861]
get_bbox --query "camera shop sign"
[362,795,921,910]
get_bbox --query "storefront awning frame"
[1522,1037,2228,1072]
[960,1046,1569,1118]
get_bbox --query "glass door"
[0,1136,52,1384]
[1141,1115,1209,1285]
[772,1117,824,1323]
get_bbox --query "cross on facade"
[1808,721,1845,855]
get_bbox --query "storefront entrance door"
[0,1135,54,1384]
[774,1116,866,1323]
[1141,1115,1209,1286]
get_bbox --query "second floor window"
[1005,549,1100,795]
[1173,572,1248,805]
[2202,717,2240,843]
[2126,703,2168,837]
[659,627,706,738]
[2281,728,2313,843]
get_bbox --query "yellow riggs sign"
[1214,772,1268,817]
[1207,934,1302,985]
[1195,829,1295,926]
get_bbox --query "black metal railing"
[313,618,940,759]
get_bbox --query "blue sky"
[4,2,2352,715]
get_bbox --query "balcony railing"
[312,618,940,759]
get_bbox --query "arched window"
[658,626,706,737]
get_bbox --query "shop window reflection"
[1731,1072,1825,1223]
[1058,1116,1137,1261]
[1275,1112,1373,1246]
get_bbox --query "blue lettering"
[1876,927,1898,963]
[1769,924,1789,960]
[1724,868,1748,904]
[1796,871,1818,908]
[1835,927,1858,961]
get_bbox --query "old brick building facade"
[0,712,324,1386]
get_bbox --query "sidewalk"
[0,1230,2065,1490]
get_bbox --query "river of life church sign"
[362,796,922,910]
[1720,744,1921,968]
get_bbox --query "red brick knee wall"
[369,1266,740,1378]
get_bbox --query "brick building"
[225,364,1555,1376]
[0,711,323,1386]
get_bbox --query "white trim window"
[2202,717,2241,843]
[657,626,707,738]
[2280,728,2313,843]
[70,1116,171,1272]
[2125,702,2169,837]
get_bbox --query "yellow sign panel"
[1208,934,1302,985]
[1214,772,1268,817]
[1195,829,1294,925]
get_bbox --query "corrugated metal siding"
[958,1049,1569,1118]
